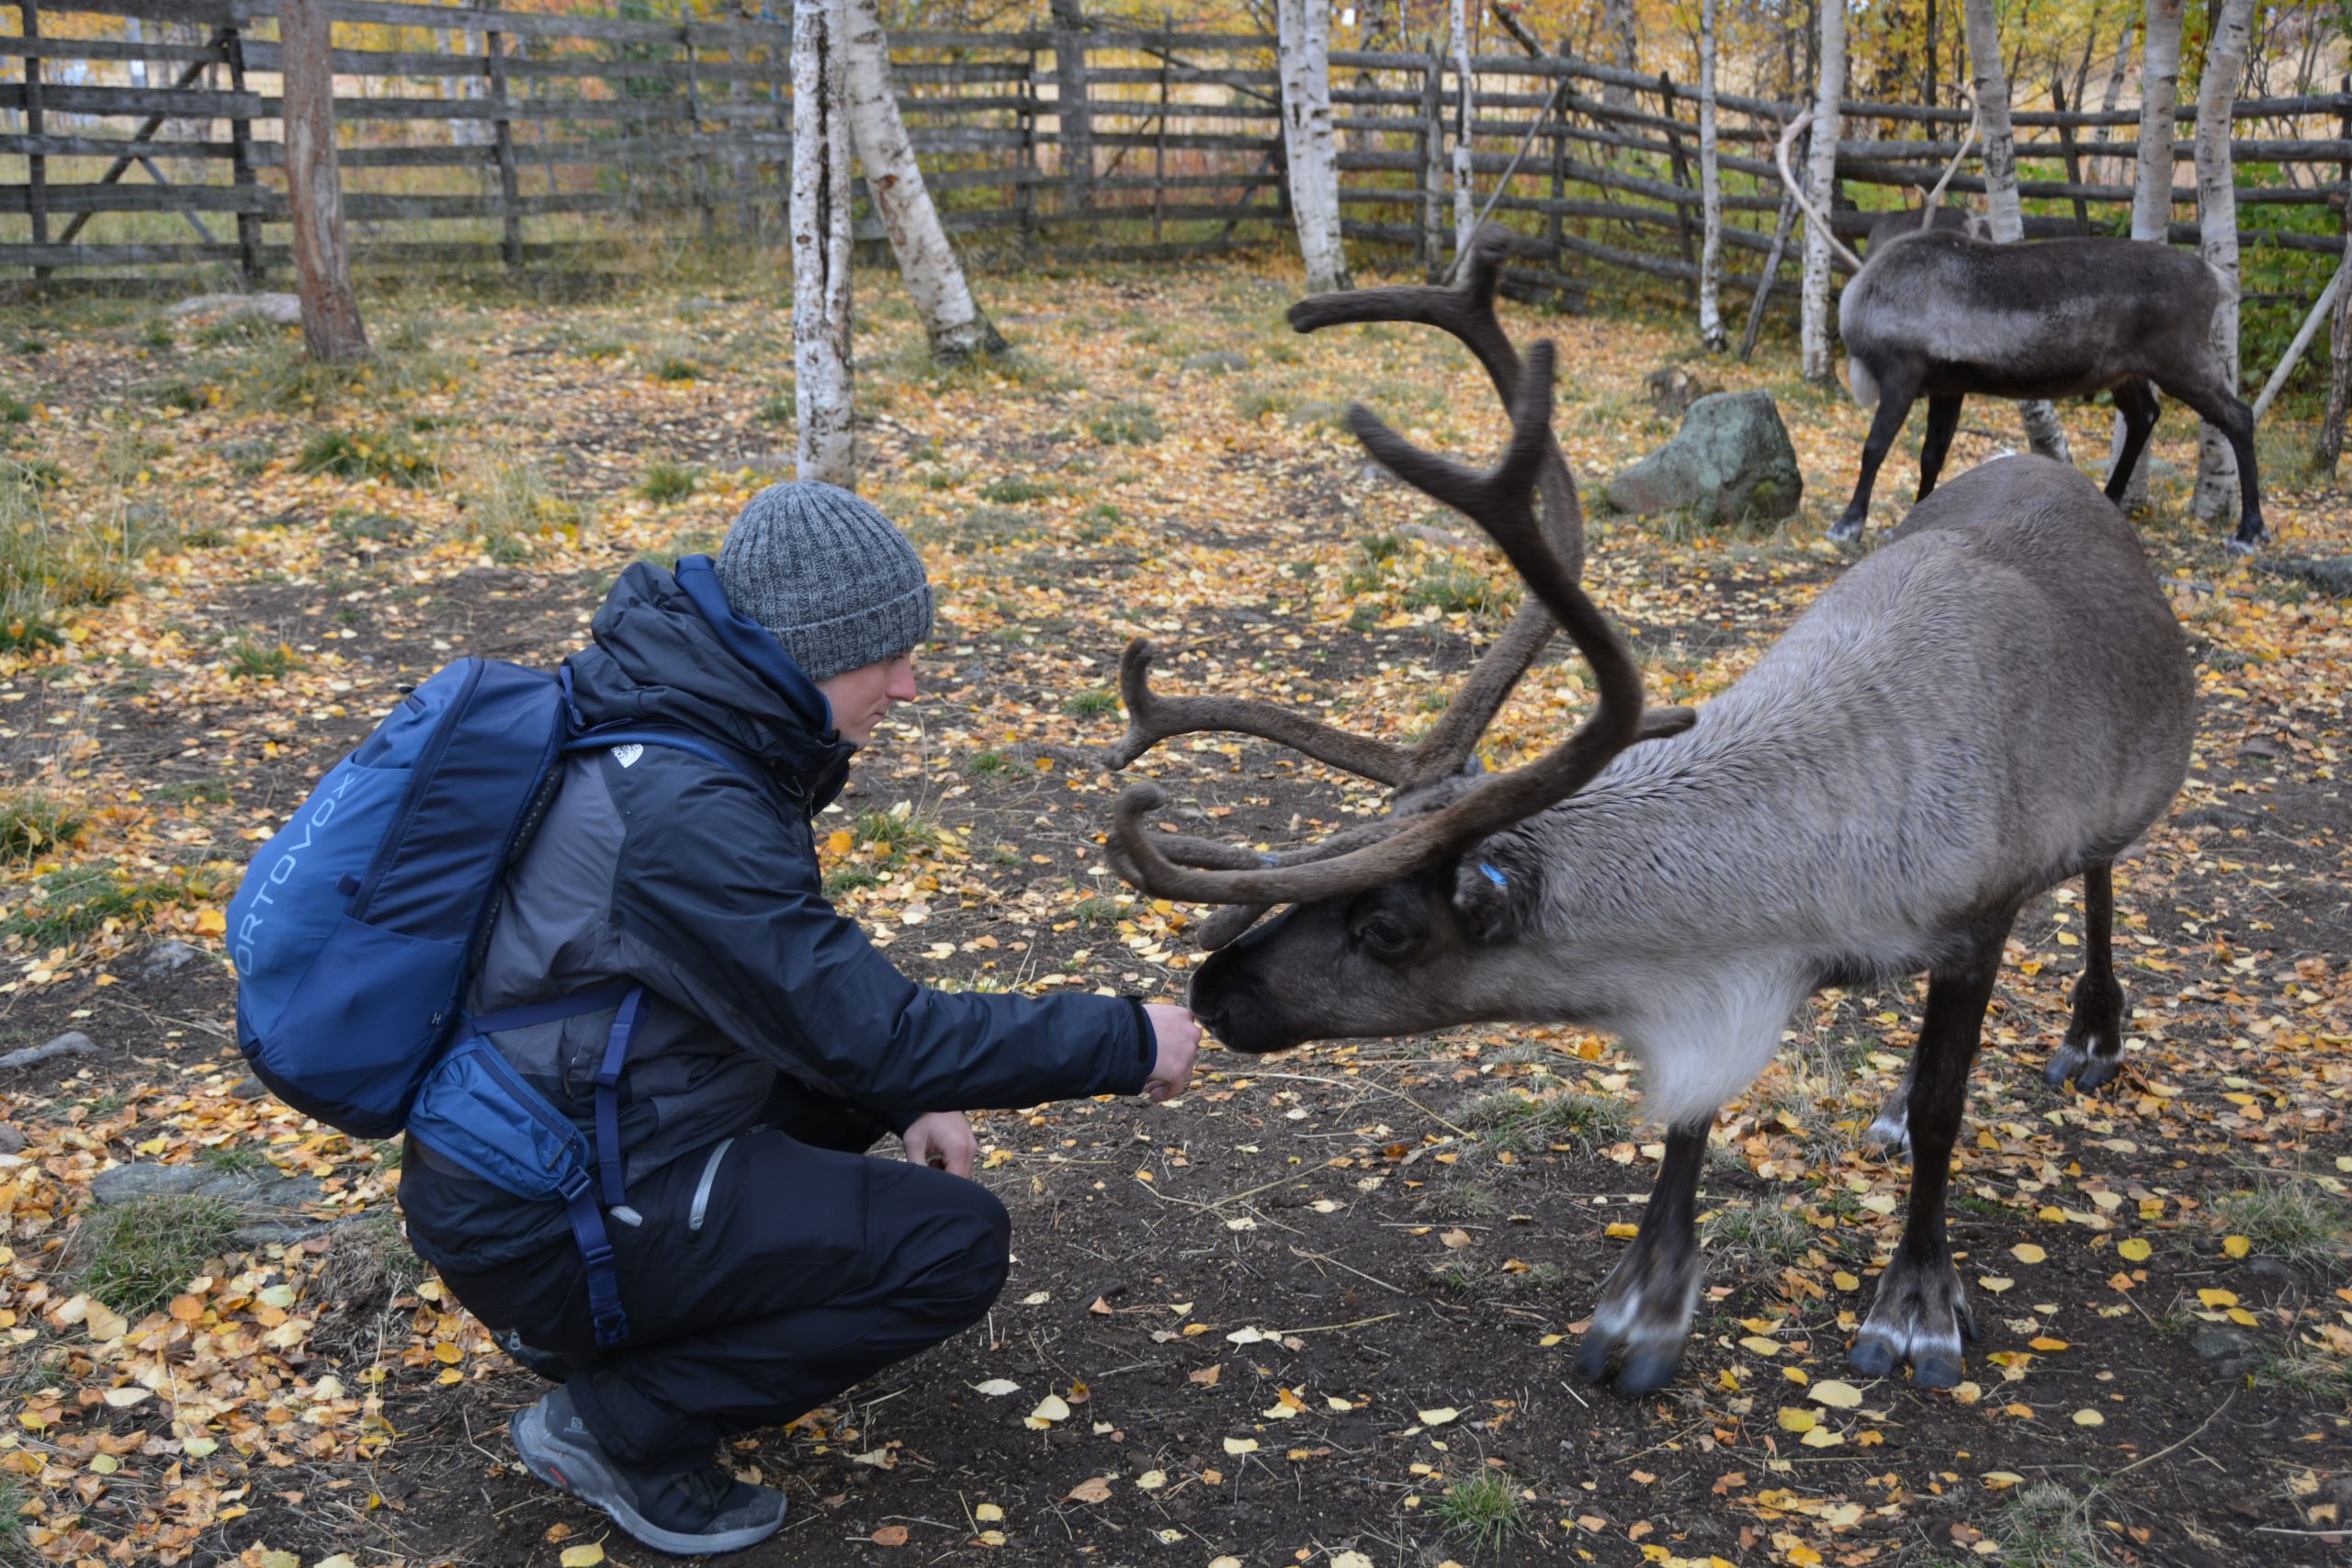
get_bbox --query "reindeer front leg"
[1578,1120,1710,1395]
[1851,909,2013,1386]
[1832,369,1920,543]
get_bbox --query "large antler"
[1108,340,1677,909]
[1775,109,1867,274]
[1103,226,1576,792]
[1915,94,1981,231]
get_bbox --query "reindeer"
[1772,110,2267,554]
[1102,227,2193,1394]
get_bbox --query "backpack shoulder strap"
[564,725,763,782]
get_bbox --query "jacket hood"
[564,557,855,808]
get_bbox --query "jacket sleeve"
[607,761,1152,1112]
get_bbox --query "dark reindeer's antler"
[1107,333,1688,913]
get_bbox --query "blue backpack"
[228,657,751,1347]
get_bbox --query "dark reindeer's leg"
[1578,1120,1710,1395]
[1866,1059,1915,1156]
[2159,375,2266,551]
[2105,379,2160,505]
[2046,863,2126,1093]
[1832,371,1921,543]
[1914,393,1963,503]
[1851,907,2014,1388]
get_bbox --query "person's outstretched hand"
[1145,1003,1202,1103]
[902,1110,977,1178]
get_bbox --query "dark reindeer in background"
[1773,110,2267,554]
[1103,228,2194,1394]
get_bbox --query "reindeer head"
[1102,228,1692,1055]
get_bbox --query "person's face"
[815,651,918,744]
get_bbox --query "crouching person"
[397,482,1202,1556]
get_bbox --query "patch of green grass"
[1089,400,1165,446]
[822,867,883,898]
[1,863,225,949]
[652,356,702,382]
[220,634,300,682]
[3,477,173,648]
[1070,896,1125,930]
[4,457,65,492]
[0,790,80,863]
[2257,1345,2352,1404]
[1233,386,1290,420]
[1063,690,1118,719]
[1536,1090,1631,1152]
[638,460,700,503]
[12,335,49,357]
[0,391,29,428]
[1980,1482,2105,1568]
[1432,1468,1527,1555]
[853,806,945,863]
[462,455,580,563]
[967,750,1010,777]
[1702,1199,1816,1272]
[197,1144,273,1175]
[2208,1169,2349,1269]
[294,429,437,488]
[920,466,968,491]
[980,475,1055,504]
[1405,559,1515,616]
[153,380,209,413]
[756,389,796,424]
[147,779,232,806]
[327,508,407,545]
[75,1195,239,1320]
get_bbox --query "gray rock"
[1286,400,1345,428]
[0,1032,96,1070]
[91,1164,326,1247]
[1605,390,1804,529]
[2255,555,2352,597]
[163,291,302,326]
[130,940,204,979]
[1644,365,1724,421]
[2188,1324,2262,1376]
[230,1075,269,1100]
[1182,351,1248,375]
[0,1124,23,1155]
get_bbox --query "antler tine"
[1110,343,1674,909]
[1917,94,1980,230]
[1289,223,1526,407]
[1777,110,1867,274]
[1102,638,1411,786]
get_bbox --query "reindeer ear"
[1451,852,1536,943]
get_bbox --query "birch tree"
[2190,0,2256,523]
[1962,0,2071,462]
[1276,0,1351,293]
[1696,0,1724,352]
[1798,0,1846,385]
[842,0,1007,363]
[2109,0,2184,510]
[792,0,856,489]
[280,0,368,363]
[1451,0,1475,256]
[1601,0,1637,111]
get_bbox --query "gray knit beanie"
[716,481,933,682]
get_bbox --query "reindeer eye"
[1355,915,1413,958]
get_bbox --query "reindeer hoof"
[1828,518,1865,544]
[2043,1043,2121,1094]
[1852,1257,1972,1386]
[1864,1102,1911,1157]
[1577,1252,1702,1396]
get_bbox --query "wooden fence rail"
[6,0,2347,344]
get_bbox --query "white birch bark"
[2096,18,2133,186]
[1451,0,1475,256]
[2109,0,2184,510]
[1277,0,1351,292]
[1696,0,1724,351]
[1962,0,2071,461]
[446,28,494,147]
[842,0,1006,363]
[1799,0,1846,385]
[2190,0,2256,523]
[792,0,856,489]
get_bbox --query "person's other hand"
[1144,1003,1201,1103]
[902,1110,977,1178]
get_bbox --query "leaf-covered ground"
[0,251,2347,1568]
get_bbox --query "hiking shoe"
[510,1385,786,1556]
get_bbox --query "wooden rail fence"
[6,1,2348,341]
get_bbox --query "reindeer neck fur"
[1460,457,2191,1125]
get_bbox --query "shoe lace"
[655,1464,737,1522]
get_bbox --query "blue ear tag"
[1478,862,1509,888]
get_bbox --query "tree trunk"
[1799,0,1844,385]
[1276,0,1351,292]
[1602,0,1636,111]
[2319,264,2352,475]
[2190,0,2256,523]
[1051,0,1092,208]
[841,0,1006,363]
[792,0,855,489]
[279,0,368,363]
[1962,0,2070,462]
[1450,0,1475,257]
[1697,0,1724,351]
[2109,0,2184,509]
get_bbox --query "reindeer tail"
[1846,355,1880,411]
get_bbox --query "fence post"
[486,21,523,268]
[1420,39,1443,279]
[2050,77,2089,234]
[684,20,714,236]
[1018,46,1040,253]
[1153,28,1169,247]
[1658,71,1696,298]
[24,0,51,278]
[224,23,263,283]
[1548,41,1565,274]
